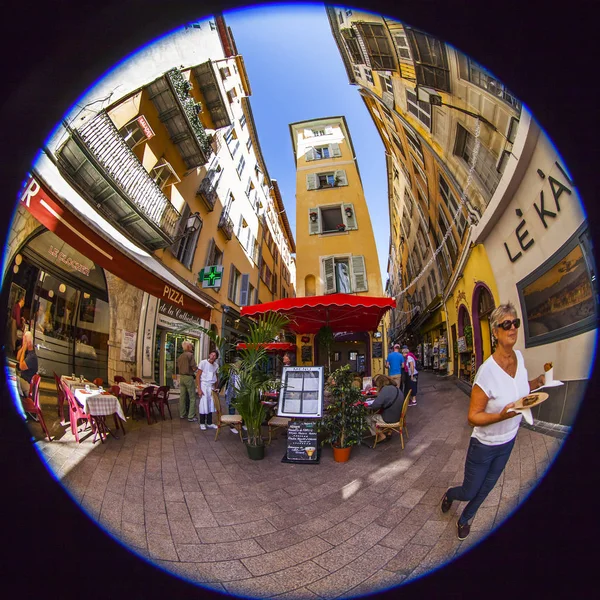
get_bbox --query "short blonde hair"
[373,374,396,391]
[23,331,34,346]
[490,302,518,330]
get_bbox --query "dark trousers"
[401,371,410,396]
[199,412,213,425]
[447,436,515,525]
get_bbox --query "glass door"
[164,332,198,388]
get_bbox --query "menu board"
[278,366,324,418]
[301,345,312,363]
[372,342,383,358]
[286,420,318,462]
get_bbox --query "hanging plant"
[344,207,353,217]
[309,212,318,222]
[464,324,473,349]
[336,223,346,232]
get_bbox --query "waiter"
[177,341,199,422]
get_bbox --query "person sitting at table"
[366,374,405,444]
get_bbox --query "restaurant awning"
[240,294,396,334]
[235,342,297,352]
[19,158,212,320]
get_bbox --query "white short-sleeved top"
[472,350,529,446]
[199,359,219,383]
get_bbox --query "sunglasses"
[498,318,521,330]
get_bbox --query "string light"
[394,120,482,303]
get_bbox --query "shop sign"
[504,162,574,264]
[156,312,205,337]
[48,244,91,276]
[137,115,155,140]
[158,301,206,331]
[199,265,224,288]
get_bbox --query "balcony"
[218,210,234,240]
[56,111,182,250]
[196,175,219,212]
[146,68,212,169]
[192,61,232,130]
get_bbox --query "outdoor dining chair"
[372,390,412,449]
[130,386,156,425]
[63,382,94,444]
[53,371,66,423]
[22,374,52,442]
[267,416,291,445]
[153,386,172,420]
[114,375,126,384]
[93,378,103,387]
[213,391,243,442]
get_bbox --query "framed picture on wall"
[517,223,598,347]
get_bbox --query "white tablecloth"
[61,376,98,393]
[74,389,126,421]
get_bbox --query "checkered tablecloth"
[119,382,157,398]
[61,376,98,392]
[74,389,126,421]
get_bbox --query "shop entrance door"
[164,332,198,388]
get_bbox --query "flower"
[336,223,346,231]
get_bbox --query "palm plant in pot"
[231,312,289,460]
[320,364,368,462]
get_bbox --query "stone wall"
[104,271,144,383]
[3,205,43,275]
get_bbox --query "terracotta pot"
[246,443,265,461]
[332,445,352,463]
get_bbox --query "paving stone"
[242,548,299,576]
[385,543,431,575]
[147,534,178,561]
[196,526,240,544]
[176,539,265,562]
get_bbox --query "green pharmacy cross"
[199,265,223,288]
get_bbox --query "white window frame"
[321,254,368,294]
[149,159,180,190]
[406,88,432,130]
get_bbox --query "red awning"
[240,294,396,334]
[235,342,297,352]
[19,173,212,320]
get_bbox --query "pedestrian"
[385,343,404,388]
[440,302,546,541]
[177,341,199,422]
[198,349,219,430]
[17,330,38,398]
[282,352,292,367]
[10,295,25,355]
[402,346,418,406]
[367,374,405,444]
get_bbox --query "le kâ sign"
[504,161,574,264]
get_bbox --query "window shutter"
[334,170,348,186]
[304,128,314,138]
[325,126,333,134]
[306,173,318,190]
[305,147,315,161]
[272,273,278,295]
[236,214,243,238]
[323,257,336,294]
[308,207,320,235]
[330,143,342,157]
[239,273,250,306]
[205,238,215,267]
[342,203,357,230]
[183,225,201,269]
[351,255,368,292]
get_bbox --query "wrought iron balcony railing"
[196,176,218,212]
[56,111,181,250]
[217,210,234,240]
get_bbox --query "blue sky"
[225,3,390,285]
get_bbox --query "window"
[322,255,368,294]
[172,204,202,269]
[205,238,223,267]
[308,203,358,235]
[406,88,432,129]
[119,117,152,149]
[305,143,342,161]
[353,65,362,79]
[391,131,406,159]
[225,127,237,145]
[239,113,246,129]
[338,11,343,25]
[438,209,458,265]
[227,88,238,103]
[260,261,272,289]
[236,155,246,178]
[454,124,501,197]
[406,29,450,92]
[312,128,326,137]
[246,137,253,152]
[228,265,241,303]
[272,273,278,295]
[236,215,249,249]
[220,67,231,79]
[355,22,395,70]
[393,32,412,60]
[439,174,467,237]
[306,170,348,190]
[403,126,425,164]
[149,159,179,190]
[379,74,394,94]
[316,146,330,159]
[364,68,374,85]
[231,139,240,157]
[245,177,253,198]
[466,58,520,109]
[341,28,365,64]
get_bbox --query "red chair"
[114,375,126,384]
[93,378,103,387]
[63,382,94,443]
[22,374,52,442]
[53,372,67,423]
[108,385,127,434]
[131,377,144,384]
[153,386,172,420]
[130,386,156,425]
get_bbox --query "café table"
[74,388,126,442]
[119,381,158,417]
[361,392,381,449]
[61,375,98,392]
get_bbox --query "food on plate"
[544,362,553,372]
[522,395,538,407]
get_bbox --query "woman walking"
[441,302,545,540]
[197,349,219,430]
[402,346,418,406]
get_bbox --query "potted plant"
[319,364,368,462]
[344,206,353,218]
[232,312,290,460]
[336,223,346,232]
[464,324,473,350]
[309,211,318,222]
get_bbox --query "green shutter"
[330,143,342,157]
[334,170,348,186]
[306,173,318,190]
[323,257,336,294]
[309,207,320,235]
[351,255,368,292]
[342,203,357,230]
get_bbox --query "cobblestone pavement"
[28,371,563,598]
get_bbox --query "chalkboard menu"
[278,366,324,418]
[301,345,312,362]
[372,342,383,358]
[286,420,318,462]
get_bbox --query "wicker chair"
[213,391,243,442]
[267,416,291,445]
[373,390,411,449]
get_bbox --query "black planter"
[246,443,265,460]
